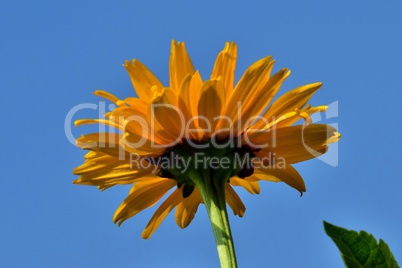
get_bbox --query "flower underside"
[152,139,256,198]
[73,40,340,239]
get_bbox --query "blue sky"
[2,1,402,267]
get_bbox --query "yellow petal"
[83,150,98,159]
[253,165,306,195]
[123,97,148,110]
[178,71,203,117]
[110,106,170,145]
[256,111,300,133]
[217,56,273,134]
[251,124,339,164]
[73,164,154,188]
[76,122,166,157]
[74,142,156,189]
[177,71,204,140]
[142,187,184,239]
[230,177,260,194]
[187,71,203,117]
[261,82,322,121]
[178,74,200,140]
[75,133,130,159]
[113,178,177,226]
[149,88,185,143]
[101,97,178,148]
[124,59,164,102]
[74,154,129,175]
[76,132,121,148]
[178,74,194,121]
[247,168,281,182]
[327,132,341,144]
[276,105,328,128]
[94,90,123,106]
[234,68,290,134]
[225,184,245,217]
[75,118,120,130]
[121,132,166,157]
[174,187,202,228]
[109,106,146,127]
[211,42,238,96]
[169,40,195,92]
[197,79,225,138]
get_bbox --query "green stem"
[189,170,238,268]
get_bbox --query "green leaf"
[324,221,399,268]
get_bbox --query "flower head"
[74,40,340,239]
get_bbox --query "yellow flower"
[73,40,340,240]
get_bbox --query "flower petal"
[248,168,280,182]
[113,178,177,226]
[211,42,237,96]
[235,68,290,134]
[169,40,195,92]
[180,71,203,120]
[276,105,328,128]
[75,132,130,158]
[74,139,157,189]
[149,88,185,143]
[74,154,128,175]
[251,124,339,164]
[174,187,202,228]
[261,82,322,121]
[122,132,166,157]
[74,163,155,189]
[197,79,225,138]
[178,73,202,140]
[123,97,147,109]
[230,177,260,195]
[225,184,245,217]
[110,106,171,145]
[124,60,164,102]
[217,56,273,134]
[75,118,120,130]
[253,165,306,195]
[94,90,124,106]
[77,110,167,156]
[142,187,184,239]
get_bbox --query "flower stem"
[189,170,238,268]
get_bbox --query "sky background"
[1,1,402,267]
